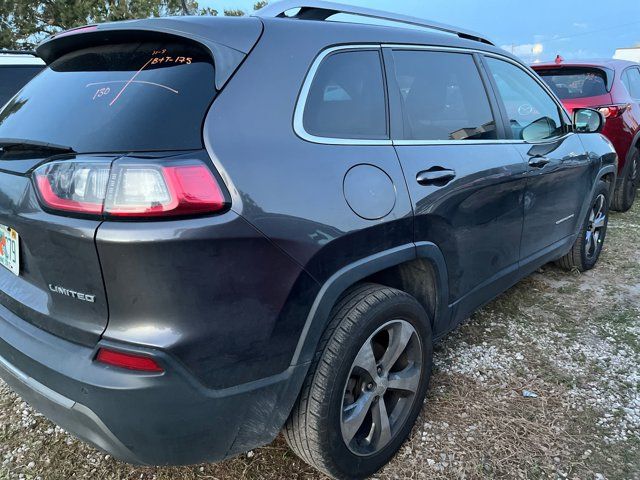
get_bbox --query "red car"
[533,59,640,211]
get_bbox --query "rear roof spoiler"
[35,17,263,90]
[254,0,494,45]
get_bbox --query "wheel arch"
[632,129,640,152]
[290,242,449,368]
[576,164,617,231]
[626,129,640,179]
[622,130,640,171]
[599,166,617,197]
[616,130,640,187]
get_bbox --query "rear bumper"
[0,301,308,465]
[0,349,136,461]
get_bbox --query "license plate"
[0,225,19,276]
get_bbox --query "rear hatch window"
[0,40,216,153]
[537,67,610,100]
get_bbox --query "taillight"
[33,159,226,218]
[95,348,164,372]
[597,104,630,118]
[105,163,224,217]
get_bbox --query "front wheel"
[284,284,433,480]
[557,180,610,272]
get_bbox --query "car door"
[622,66,640,102]
[482,55,596,261]
[384,47,528,327]
[622,66,640,138]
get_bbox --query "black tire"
[557,180,610,272]
[283,283,433,480]
[612,146,639,212]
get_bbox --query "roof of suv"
[532,58,639,71]
[0,51,45,66]
[255,0,494,45]
[255,15,505,52]
[36,1,513,66]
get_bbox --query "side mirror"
[521,116,557,142]
[573,108,605,133]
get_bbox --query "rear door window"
[623,67,640,99]
[485,57,563,142]
[537,68,609,99]
[0,66,43,107]
[390,50,497,141]
[0,41,215,153]
[302,49,388,140]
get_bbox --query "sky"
[201,0,640,62]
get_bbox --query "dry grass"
[1,202,639,480]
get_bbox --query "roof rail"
[0,49,37,56]
[254,0,494,45]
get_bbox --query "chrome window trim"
[294,43,574,146]
[392,133,575,147]
[293,44,393,146]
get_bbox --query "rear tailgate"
[0,18,263,346]
[534,65,614,111]
[0,156,112,345]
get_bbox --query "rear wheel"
[557,180,609,271]
[612,147,639,212]
[284,284,432,480]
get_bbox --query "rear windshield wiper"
[0,138,76,156]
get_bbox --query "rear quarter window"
[302,49,388,140]
[622,67,640,99]
[0,41,215,153]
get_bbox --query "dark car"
[0,50,44,107]
[533,59,640,212]
[0,1,617,479]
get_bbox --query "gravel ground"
[1,203,639,480]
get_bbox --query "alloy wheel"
[585,193,607,259]
[340,319,423,456]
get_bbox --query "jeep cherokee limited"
[0,1,618,479]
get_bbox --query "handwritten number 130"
[93,87,110,100]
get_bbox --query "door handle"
[528,156,551,168]
[416,168,456,186]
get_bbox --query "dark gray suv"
[0,1,618,479]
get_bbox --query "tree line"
[0,0,268,49]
